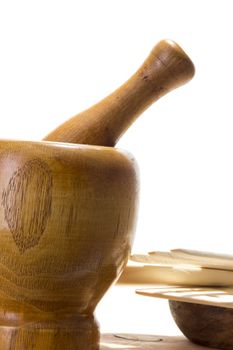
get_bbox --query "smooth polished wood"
[169,301,232,350]
[44,40,195,146]
[0,139,139,349]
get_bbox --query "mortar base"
[0,314,100,350]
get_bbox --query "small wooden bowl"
[0,139,139,350]
[169,300,233,350]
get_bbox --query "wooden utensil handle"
[44,40,195,146]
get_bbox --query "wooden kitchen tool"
[44,39,195,145]
[137,286,233,350]
[118,249,233,286]
[0,140,138,350]
[130,249,233,350]
[0,40,194,350]
[167,252,233,350]
[118,263,233,286]
[149,250,233,350]
[131,249,233,271]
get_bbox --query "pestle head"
[146,39,195,91]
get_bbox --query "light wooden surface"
[0,140,138,349]
[119,264,233,287]
[100,333,217,349]
[136,286,233,308]
[44,40,194,146]
[132,249,233,271]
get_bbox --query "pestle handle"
[44,40,195,146]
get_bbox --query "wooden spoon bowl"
[169,300,233,350]
[0,139,138,350]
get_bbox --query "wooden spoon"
[44,40,194,146]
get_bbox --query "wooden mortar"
[0,140,138,349]
[0,40,194,350]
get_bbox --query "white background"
[1,0,233,255]
[1,0,233,338]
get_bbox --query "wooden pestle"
[44,40,195,146]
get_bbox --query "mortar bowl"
[0,139,139,350]
[169,300,233,350]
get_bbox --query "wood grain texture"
[169,301,232,350]
[2,158,52,253]
[0,139,139,349]
[44,40,194,146]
